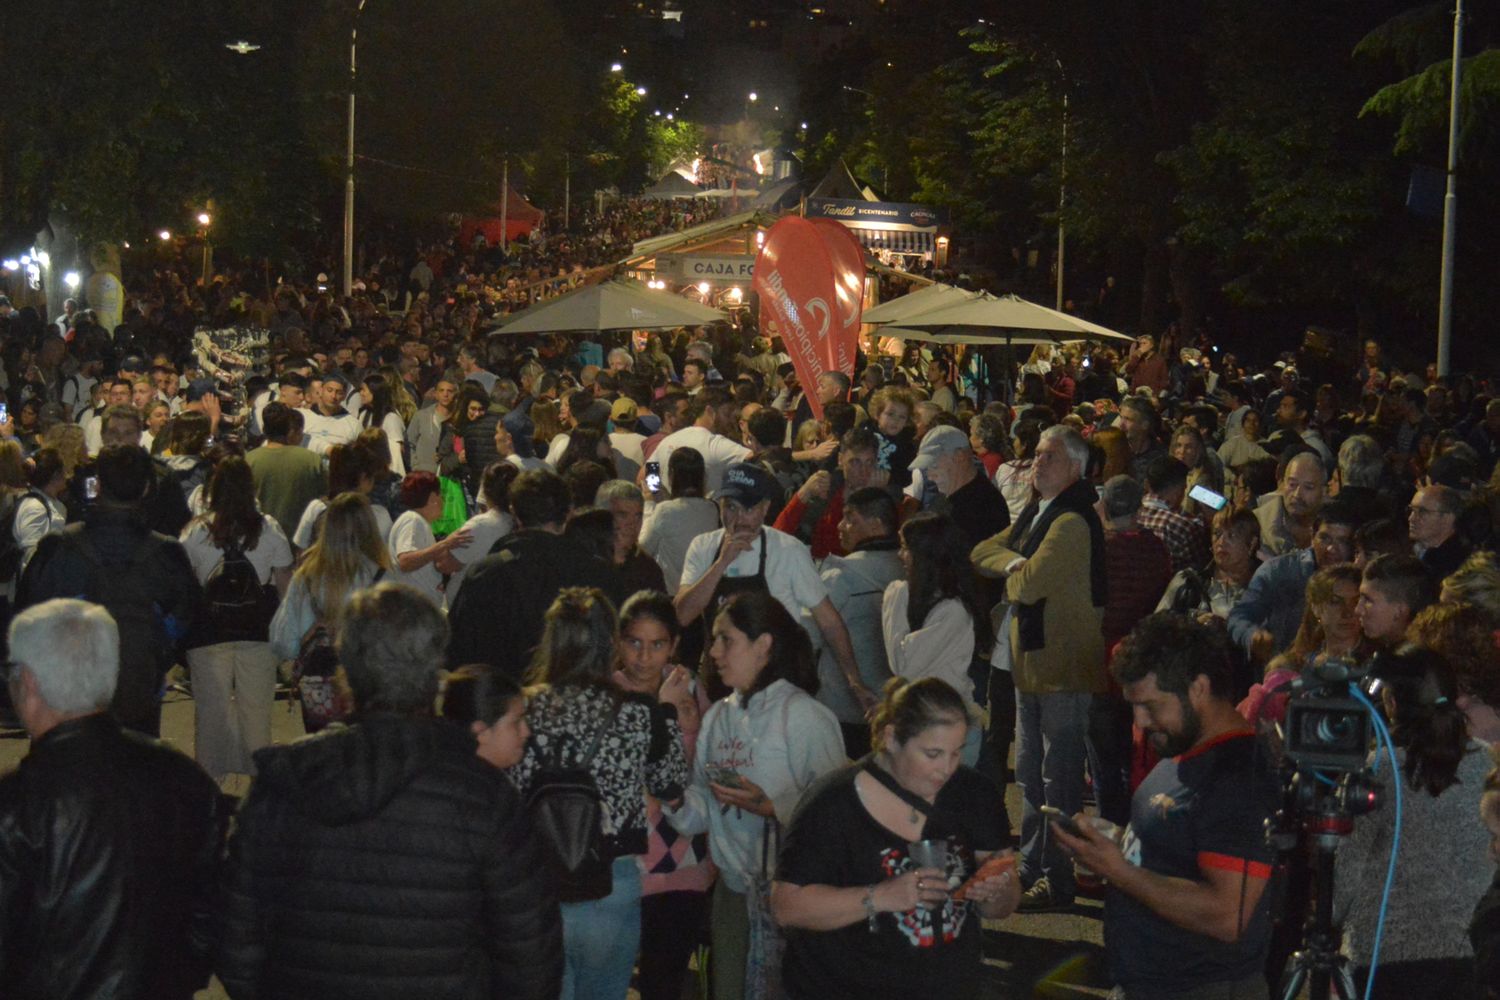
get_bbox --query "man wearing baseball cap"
[676,462,874,712]
[909,424,1010,549]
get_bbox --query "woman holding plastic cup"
[771,677,1020,999]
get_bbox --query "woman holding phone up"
[771,677,1019,999]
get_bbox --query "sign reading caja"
[659,254,757,283]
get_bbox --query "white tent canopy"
[862,283,978,324]
[870,290,1133,344]
[493,280,727,334]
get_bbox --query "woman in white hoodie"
[664,589,845,1000]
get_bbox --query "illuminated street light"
[159,230,172,241]
[666,113,674,120]
[748,92,758,102]
[636,85,647,95]
[63,271,81,290]
[197,212,212,226]
[610,62,623,72]
[225,40,261,54]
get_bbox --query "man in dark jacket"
[18,444,203,736]
[218,582,562,1000]
[0,598,225,1000]
[447,467,616,679]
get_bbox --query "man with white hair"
[973,424,1108,912]
[0,598,224,1000]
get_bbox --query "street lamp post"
[1436,0,1465,376]
[1056,60,1069,312]
[343,0,370,299]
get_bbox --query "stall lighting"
[756,230,766,246]
[36,250,49,267]
[63,271,81,290]
[19,255,31,266]
[159,230,172,241]
[697,282,710,294]
[726,287,743,303]
[1,260,17,272]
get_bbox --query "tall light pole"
[1055,59,1068,312]
[1436,0,1465,376]
[343,0,370,299]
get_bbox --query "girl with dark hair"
[610,591,715,1000]
[291,443,391,552]
[1334,645,1493,999]
[445,461,517,607]
[557,425,616,478]
[994,418,1042,520]
[12,447,67,581]
[512,587,689,1000]
[358,372,407,476]
[179,455,294,782]
[661,589,845,1000]
[771,677,1018,1000]
[881,512,991,765]
[440,664,529,770]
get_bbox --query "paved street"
[0,691,1110,999]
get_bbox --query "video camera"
[1282,657,1374,775]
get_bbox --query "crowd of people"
[0,230,1498,1000]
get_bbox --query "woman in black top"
[771,677,1020,1000]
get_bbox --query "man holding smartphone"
[1051,614,1279,1000]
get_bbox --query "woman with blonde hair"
[1408,600,1500,746]
[39,422,86,480]
[1089,425,1132,482]
[1441,551,1500,624]
[0,439,27,489]
[269,492,391,660]
[1241,564,1365,725]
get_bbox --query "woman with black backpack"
[179,455,293,783]
[510,587,689,1000]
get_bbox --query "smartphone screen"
[1188,483,1228,510]
[0,402,8,422]
[84,476,100,500]
[645,461,662,494]
[1040,805,1084,838]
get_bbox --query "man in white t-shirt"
[675,462,876,713]
[301,377,362,455]
[652,388,751,497]
[608,397,647,483]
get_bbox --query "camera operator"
[1052,613,1280,1000]
[1334,645,1492,999]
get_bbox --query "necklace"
[876,754,924,826]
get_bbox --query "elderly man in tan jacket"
[973,424,1107,912]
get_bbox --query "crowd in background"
[0,211,1498,1000]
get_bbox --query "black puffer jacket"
[217,714,562,1000]
[0,714,225,1000]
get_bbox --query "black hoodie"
[217,715,562,1000]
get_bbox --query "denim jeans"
[1015,689,1092,896]
[1085,692,1135,827]
[560,856,643,1000]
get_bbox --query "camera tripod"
[1278,819,1358,1000]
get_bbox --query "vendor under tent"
[491,279,727,334]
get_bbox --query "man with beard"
[1052,613,1280,1000]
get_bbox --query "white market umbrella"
[861,282,979,324]
[494,280,728,334]
[877,291,1133,344]
[881,326,1064,347]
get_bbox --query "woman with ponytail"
[1334,644,1493,998]
[510,587,689,1000]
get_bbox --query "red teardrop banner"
[753,216,865,420]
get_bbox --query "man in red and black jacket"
[1052,613,1281,1000]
